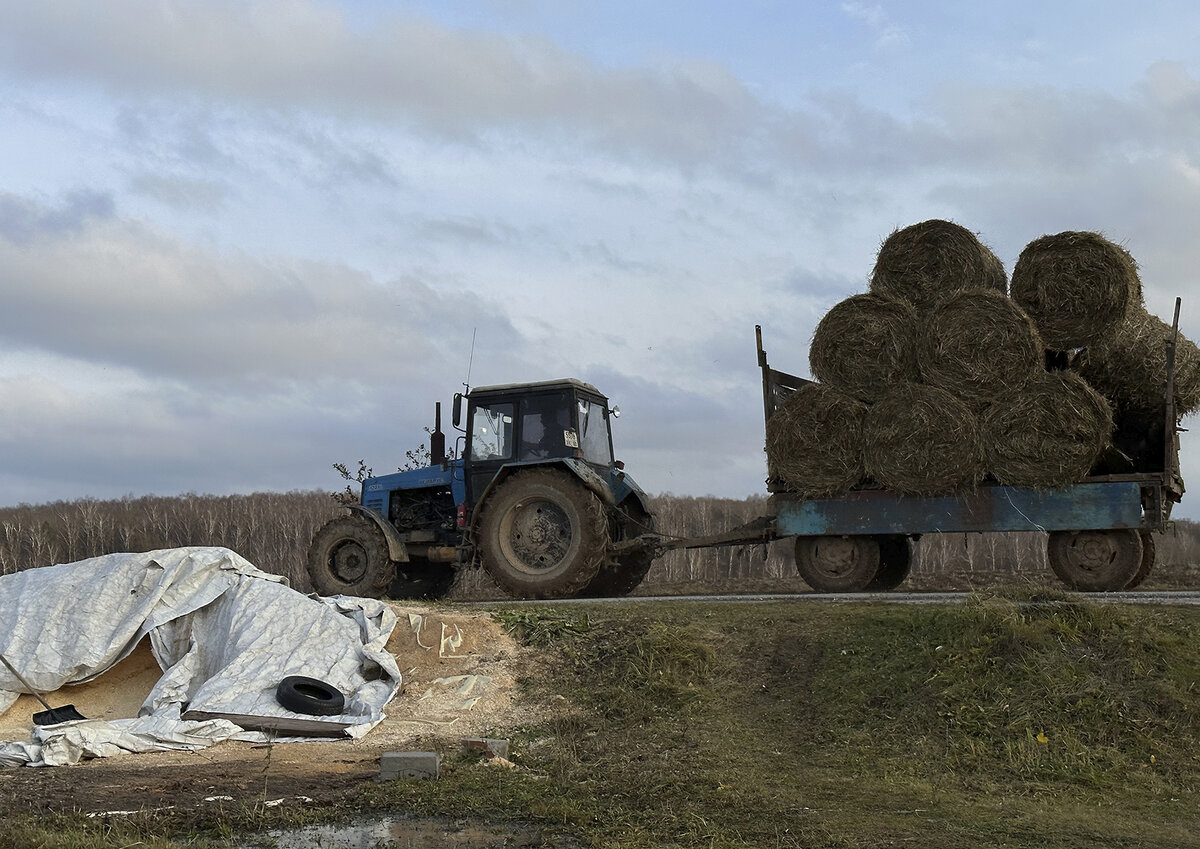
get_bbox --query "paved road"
[476,590,1200,606]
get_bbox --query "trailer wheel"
[478,469,609,598]
[1047,529,1143,592]
[306,516,393,598]
[866,535,911,591]
[580,502,657,598]
[1123,532,1156,590]
[795,535,881,593]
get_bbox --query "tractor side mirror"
[452,393,463,428]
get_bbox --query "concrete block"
[380,751,440,780]
[462,737,510,759]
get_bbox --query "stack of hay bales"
[1010,231,1200,472]
[764,220,1185,497]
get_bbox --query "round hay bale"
[869,219,1007,307]
[863,383,984,494]
[765,383,868,497]
[981,371,1113,488]
[916,289,1043,407]
[1009,231,1141,349]
[810,293,919,402]
[1076,306,1200,417]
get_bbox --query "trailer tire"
[276,676,346,716]
[795,535,881,593]
[866,535,911,591]
[306,516,394,598]
[478,469,609,599]
[1047,529,1143,592]
[1123,531,1156,590]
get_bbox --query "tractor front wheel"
[306,516,393,598]
[477,469,609,598]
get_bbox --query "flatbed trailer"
[748,300,1185,592]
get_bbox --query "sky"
[1,0,1200,517]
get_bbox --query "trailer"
[746,300,1185,593]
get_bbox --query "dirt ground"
[0,604,544,818]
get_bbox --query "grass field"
[6,590,1200,848]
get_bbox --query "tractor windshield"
[577,398,612,465]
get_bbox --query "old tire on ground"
[866,535,911,591]
[390,562,457,600]
[276,676,346,716]
[795,535,881,593]
[477,469,610,599]
[580,502,657,598]
[306,516,393,598]
[1047,529,1143,592]
[1124,532,1156,590]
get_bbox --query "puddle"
[240,817,550,848]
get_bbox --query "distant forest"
[1,490,1198,596]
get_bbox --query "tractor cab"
[456,378,616,507]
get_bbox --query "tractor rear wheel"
[795,535,880,593]
[477,469,609,598]
[580,502,657,598]
[306,516,393,598]
[1047,529,1143,592]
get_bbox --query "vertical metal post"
[756,325,772,424]
[1163,297,1181,490]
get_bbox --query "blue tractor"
[306,378,657,599]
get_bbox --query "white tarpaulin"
[0,547,401,767]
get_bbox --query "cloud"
[840,2,910,49]
[0,1,767,170]
[0,189,115,244]
[0,191,531,393]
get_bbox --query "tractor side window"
[578,399,612,465]
[520,393,570,460]
[470,403,513,461]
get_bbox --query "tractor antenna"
[463,327,477,393]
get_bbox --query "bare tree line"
[0,490,1197,595]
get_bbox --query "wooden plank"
[183,710,352,737]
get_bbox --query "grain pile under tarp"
[809,293,919,402]
[0,547,402,767]
[869,219,1007,308]
[1010,231,1142,350]
[765,382,867,497]
[917,289,1043,408]
[1077,307,1200,417]
[863,383,985,494]
[981,371,1113,487]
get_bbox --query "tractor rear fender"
[346,503,410,563]
[469,458,650,533]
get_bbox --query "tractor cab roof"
[467,378,606,401]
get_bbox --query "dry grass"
[764,382,867,496]
[809,292,919,401]
[1010,231,1141,349]
[982,370,1113,487]
[1078,305,1200,417]
[864,382,985,494]
[917,289,1043,407]
[869,218,1007,307]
